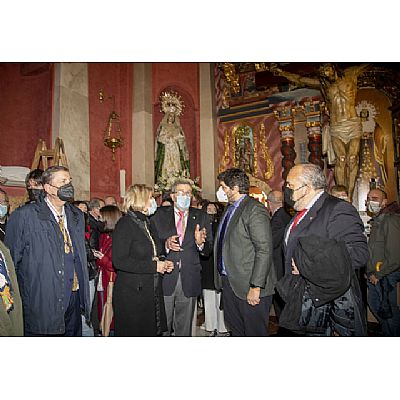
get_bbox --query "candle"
[120,169,126,198]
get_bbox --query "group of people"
[0,162,399,337]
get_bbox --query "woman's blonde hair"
[123,184,153,213]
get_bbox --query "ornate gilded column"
[274,106,296,181]
[302,100,324,169]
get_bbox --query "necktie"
[58,215,73,254]
[58,215,79,291]
[176,211,185,245]
[216,205,235,275]
[290,209,307,233]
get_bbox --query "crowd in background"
[0,164,399,337]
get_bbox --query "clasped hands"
[153,257,174,275]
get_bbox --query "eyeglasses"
[285,183,307,192]
[0,201,9,206]
[175,191,192,197]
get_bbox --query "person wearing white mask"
[151,178,212,336]
[216,186,228,203]
[214,168,276,336]
[112,184,174,336]
[366,188,400,336]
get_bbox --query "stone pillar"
[52,63,90,200]
[132,63,154,186]
[199,63,218,200]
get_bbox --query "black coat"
[277,235,366,336]
[4,198,90,335]
[200,217,220,290]
[270,207,291,281]
[151,206,213,297]
[284,192,368,275]
[112,210,167,336]
[88,213,103,251]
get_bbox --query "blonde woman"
[112,184,173,336]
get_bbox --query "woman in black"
[112,184,173,336]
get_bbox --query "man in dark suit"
[282,163,368,335]
[266,190,291,320]
[151,179,212,336]
[5,166,90,336]
[214,168,276,336]
[283,164,368,275]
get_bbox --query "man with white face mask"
[151,179,213,336]
[214,168,276,336]
[366,188,400,336]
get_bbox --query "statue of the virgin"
[155,91,190,185]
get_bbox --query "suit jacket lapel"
[287,192,328,246]
[170,207,178,237]
[224,195,249,241]
[183,208,196,246]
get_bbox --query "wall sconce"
[99,89,123,161]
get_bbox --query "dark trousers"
[64,291,82,336]
[25,291,82,337]
[222,276,272,336]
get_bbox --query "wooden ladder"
[31,138,69,170]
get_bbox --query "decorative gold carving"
[301,100,324,129]
[232,126,237,167]
[222,86,230,109]
[232,124,256,175]
[219,128,230,173]
[253,134,258,176]
[259,123,274,181]
[222,63,240,95]
[254,63,267,72]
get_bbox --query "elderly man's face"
[286,167,310,211]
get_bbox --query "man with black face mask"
[5,165,90,336]
[24,168,44,203]
[277,163,368,336]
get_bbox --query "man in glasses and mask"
[277,163,368,336]
[151,178,212,336]
[5,166,90,336]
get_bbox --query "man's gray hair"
[298,163,327,190]
[88,198,103,210]
[171,178,193,193]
